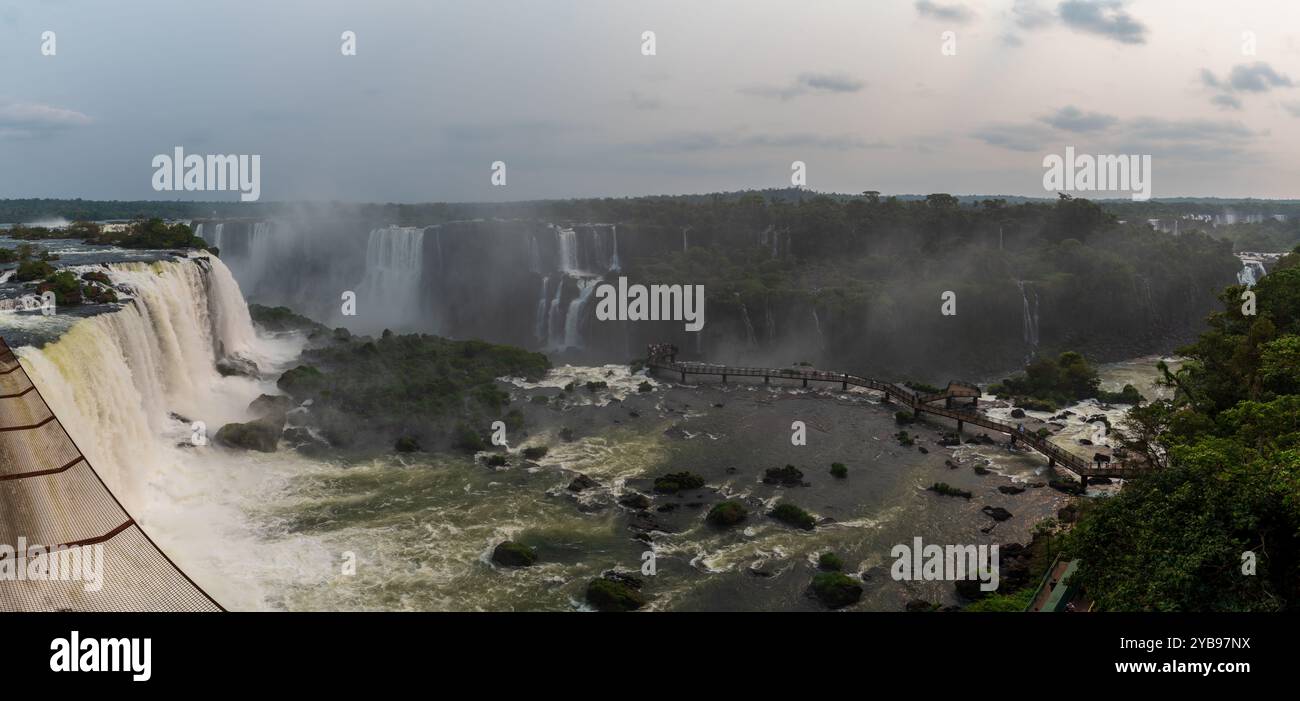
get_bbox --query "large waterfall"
[1016,280,1040,352]
[355,226,427,333]
[15,255,310,610]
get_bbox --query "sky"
[1,0,1299,202]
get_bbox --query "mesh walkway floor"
[0,337,222,611]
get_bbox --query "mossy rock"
[491,541,537,568]
[706,500,748,526]
[830,462,848,478]
[770,503,816,530]
[928,482,972,499]
[811,572,862,609]
[818,552,844,571]
[618,492,651,510]
[394,435,421,453]
[522,445,548,460]
[653,471,705,493]
[585,573,646,612]
[214,419,281,452]
[762,464,804,486]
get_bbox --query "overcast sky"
[2,0,1299,202]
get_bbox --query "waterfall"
[556,227,579,273]
[682,227,689,253]
[562,278,599,349]
[194,222,204,239]
[740,303,757,348]
[609,225,621,272]
[529,235,541,274]
[1016,280,1040,351]
[765,304,776,343]
[355,226,426,333]
[213,223,225,250]
[1237,258,1267,287]
[812,308,825,351]
[534,276,550,343]
[545,276,566,346]
[15,254,300,610]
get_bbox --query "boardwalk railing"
[0,337,223,612]
[646,345,1150,481]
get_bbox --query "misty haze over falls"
[194,214,1240,380]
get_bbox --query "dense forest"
[1068,247,1300,610]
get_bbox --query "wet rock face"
[491,541,538,568]
[214,418,282,452]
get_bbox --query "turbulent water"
[1,250,1172,611]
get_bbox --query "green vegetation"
[928,482,971,499]
[248,304,330,335]
[963,587,1036,612]
[770,502,816,530]
[817,552,844,571]
[989,351,1101,409]
[1065,245,1300,610]
[585,574,646,612]
[830,462,847,478]
[705,500,748,526]
[811,572,862,609]
[653,471,705,493]
[273,332,548,453]
[89,219,209,250]
[894,410,916,425]
[491,541,538,568]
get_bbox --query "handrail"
[648,348,1149,479]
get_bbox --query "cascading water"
[1237,259,1267,287]
[16,255,309,610]
[812,308,825,351]
[740,302,758,348]
[1016,280,1040,352]
[556,227,580,273]
[609,225,621,272]
[534,276,550,343]
[545,276,567,346]
[562,278,599,349]
[355,226,426,333]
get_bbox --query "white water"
[16,256,314,610]
[1016,280,1040,352]
[355,226,426,333]
[534,276,551,343]
[562,278,599,349]
[610,225,621,272]
[556,227,579,273]
[1237,259,1267,287]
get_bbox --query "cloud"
[1282,101,1300,118]
[0,102,93,139]
[914,1,977,24]
[630,91,662,111]
[1011,0,1054,29]
[1058,0,1147,45]
[1226,62,1293,92]
[1125,117,1259,143]
[646,131,888,153]
[1210,94,1243,110]
[740,72,865,101]
[971,123,1056,152]
[1199,62,1293,109]
[1039,105,1118,132]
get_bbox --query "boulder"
[491,541,537,568]
[811,572,863,609]
[585,572,646,612]
[998,485,1026,495]
[981,506,1013,522]
[567,473,599,492]
[706,500,748,526]
[248,393,295,419]
[618,492,651,510]
[216,355,259,378]
[215,418,281,452]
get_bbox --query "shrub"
[706,500,747,526]
[928,482,972,499]
[811,572,862,608]
[770,503,815,530]
[830,462,848,478]
[654,471,705,493]
[521,445,548,460]
[818,552,844,571]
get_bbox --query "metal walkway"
[645,344,1152,482]
[0,337,223,612]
